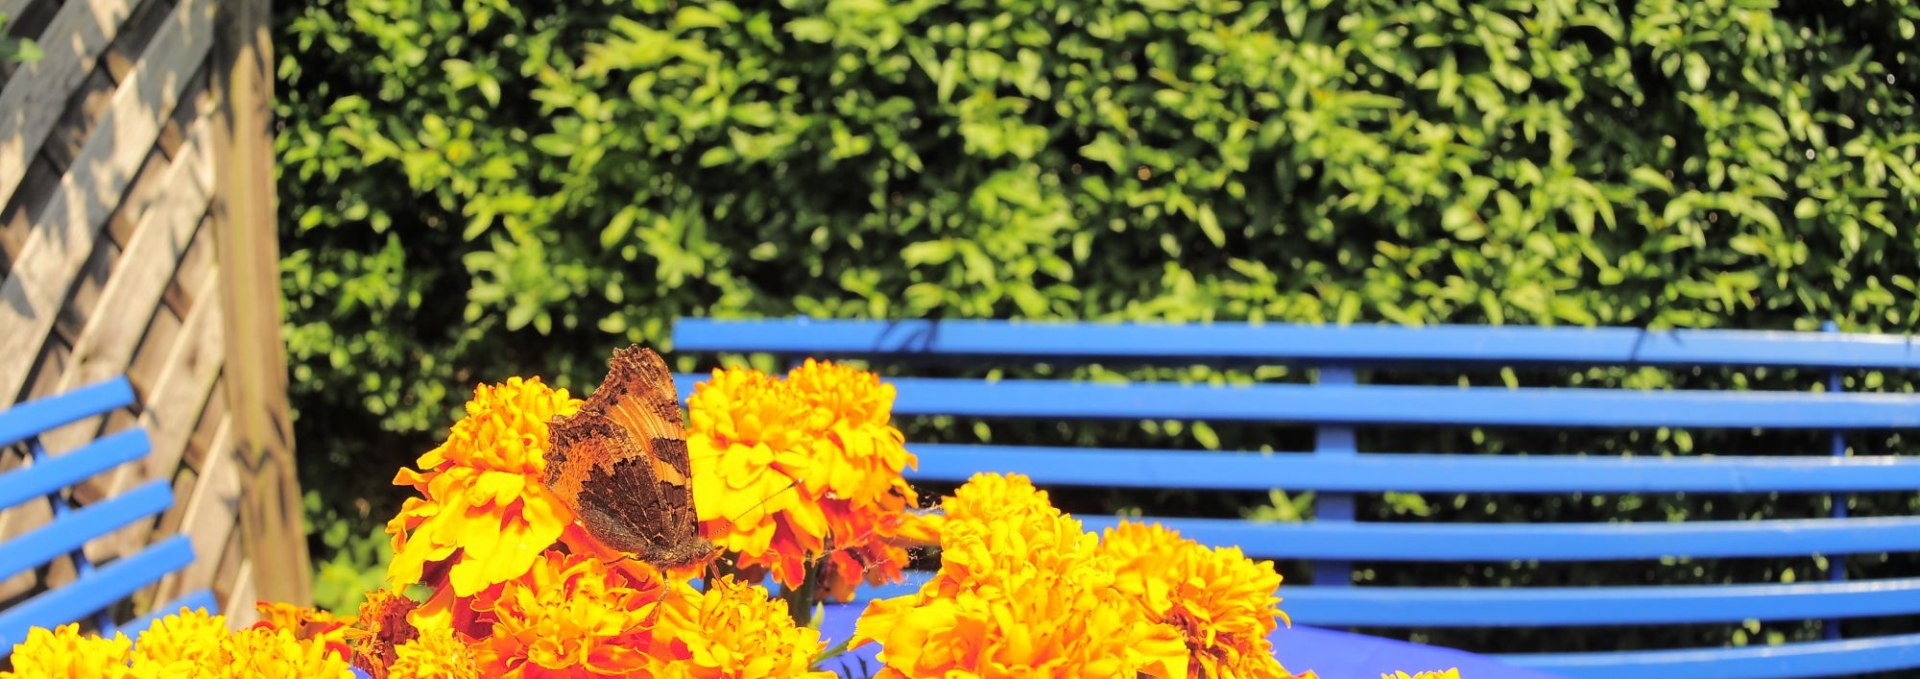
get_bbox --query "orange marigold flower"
[252,602,352,661]
[688,362,920,598]
[387,377,581,596]
[0,623,131,679]
[130,608,231,673]
[388,626,482,679]
[853,473,1188,678]
[228,626,355,678]
[469,550,666,678]
[650,576,834,679]
[349,589,421,679]
[688,367,825,587]
[1385,671,1461,679]
[1099,521,1296,679]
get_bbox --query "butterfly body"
[545,346,717,570]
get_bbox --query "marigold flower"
[650,576,834,679]
[350,589,421,679]
[130,608,230,673]
[1385,671,1461,679]
[688,362,920,598]
[228,626,355,678]
[388,626,482,679]
[853,473,1188,677]
[0,623,132,679]
[1099,521,1297,679]
[387,377,581,596]
[469,550,667,678]
[251,602,353,661]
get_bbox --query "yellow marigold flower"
[940,470,1057,526]
[688,367,828,585]
[228,626,355,678]
[1385,671,1461,679]
[469,550,665,678]
[689,362,920,597]
[129,608,230,673]
[388,626,481,679]
[349,588,421,679]
[387,377,581,596]
[649,576,833,679]
[252,601,352,660]
[854,473,1188,678]
[1099,521,1296,679]
[0,623,131,679]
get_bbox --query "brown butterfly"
[545,345,718,570]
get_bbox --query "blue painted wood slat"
[0,377,135,448]
[0,481,174,582]
[674,374,1920,429]
[1503,631,1920,679]
[674,319,1920,370]
[0,430,151,511]
[0,536,196,657]
[1283,578,1920,627]
[903,445,1920,493]
[1071,515,1920,561]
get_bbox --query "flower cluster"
[853,473,1313,679]
[370,373,834,677]
[0,610,353,679]
[1387,671,1462,679]
[2,353,1458,678]
[687,360,921,600]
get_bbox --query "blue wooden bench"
[0,377,214,658]
[672,318,1920,679]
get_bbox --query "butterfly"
[544,345,718,570]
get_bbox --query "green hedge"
[276,0,1920,646]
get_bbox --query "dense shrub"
[276,0,1920,651]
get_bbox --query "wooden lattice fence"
[0,0,310,626]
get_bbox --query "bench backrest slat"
[905,444,1920,493]
[0,481,174,583]
[0,378,135,448]
[0,535,196,649]
[0,430,151,510]
[1074,515,1920,562]
[676,318,1920,369]
[1507,633,1920,677]
[673,375,1920,429]
[1282,577,1920,627]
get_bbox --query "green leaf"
[901,240,956,266]
[698,146,736,167]
[787,18,834,42]
[601,207,639,249]
[1794,198,1819,220]
[1195,204,1225,247]
[1630,167,1676,194]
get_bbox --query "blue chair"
[673,318,1920,679]
[0,377,215,658]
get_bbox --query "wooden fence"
[0,0,310,625]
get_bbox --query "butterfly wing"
[587,346,695,489]
[545,346,714,569]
